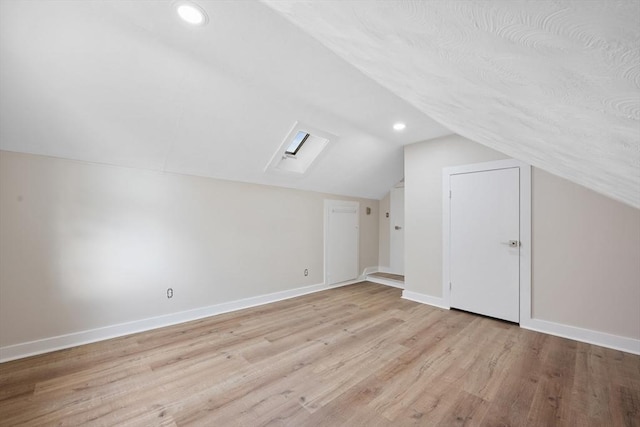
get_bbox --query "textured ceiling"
[263,0,640,208]
[0,1,449,200]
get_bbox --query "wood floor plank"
[435,390,490,426]
[479,331,548,426]
[0,282,638,426]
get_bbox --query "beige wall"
[378,191,390,269]
[532,168,640,339]
[0,151,379,348]
[405,135,640,340]
[404,135,508,297]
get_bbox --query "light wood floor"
[1,283,638,426]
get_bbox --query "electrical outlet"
[167,288,174,299]
[304,269,309,276]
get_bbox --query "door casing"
[389,186,405,275]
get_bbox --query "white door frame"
[389,186,405,275]
[442,159,531,323]
[324,199,360,285]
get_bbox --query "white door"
[449,168,520,322]
[389,187,405,274]
[325,201,359,285]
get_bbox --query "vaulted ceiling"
[1,1,638,207]
[264,0,640,208]
[0,0,449,200]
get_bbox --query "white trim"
[523,319,640,356]
[361,265,379,278]
[442,159,531,323]
[0,279,364,363]
[519,164,532,325]
[366,275,404,289]
[4,277,636,362]
[264,121,336,176]
[401,290,449,310]
[401,290,639,355]
[389,186,405,275]
[376,266,394,274]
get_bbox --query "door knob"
[508,240,520,247]
[395,226,402,230]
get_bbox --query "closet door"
[325,201,359,285]
[449,167,520,322]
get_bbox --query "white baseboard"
[376,266,405,275]
[522,318,640,356]
[361,266,379,277]
[366,275,404,289]
[401,290,449,310]
[400,290,639,355]
[0,279,363,363]
[6,280,635,362]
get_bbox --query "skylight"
[285,131,310,156]
[265,122,335,176]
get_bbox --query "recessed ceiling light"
[175,1,208,26]
[393,122,406,131]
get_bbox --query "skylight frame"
[264,121,336,176]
